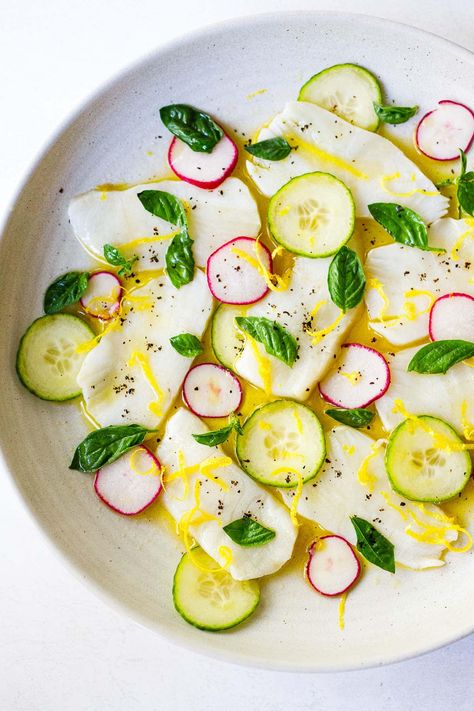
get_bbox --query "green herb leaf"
[326,408,374,428]
[245,137,293,161]
[43,271,89,314]
[435,178,455,189]
[327,246,365,312]
[165,231,195,289]
[159,104,223,153]
[457,149,474,217]
[350,516,395,573]
[373,103,418,125]
[70,424,155,473]
[407,339,474,374]
[192,413,242,447]
[223,517,276,547]
[103,244,138,276]
[235,316,299,366]
[169,333,203,357]
[367,203,442,252]
[137,190,188,227]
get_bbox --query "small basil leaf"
[327,246,365,312]
[169,333,203,357]
[43,271,89,314]
[235,316,299,366]
[373,103,418,125]
[223,517,276,547]
[367,203,440,252]
[159,104,223,153]
[229,413,243,436]
[326,408,374,428]
[165,231,195,289]
[407,339,474,374]
[192,423,235,447]
[70,424,155,473]
[245,137,292,161]
[457,150,474,217]
[137,190,187,227]
[350,516,395,573]
[103,244,138,276]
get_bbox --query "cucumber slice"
[211,304,246,371]
[16,314,94,401]
[268,172,355,258]
[173,548,260,631]
[385,416,471,503]
[298,63,382,131]
[236,400,326,487]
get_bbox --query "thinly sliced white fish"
[365,218,474,345]
[68,177,260,269]
[247,101,448,224]
[281,426,457,569]
[233,250,361,399]
[77,271,212,429]
[157,408,297,580]
[375,346,474,434]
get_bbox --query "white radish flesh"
[94,445,162,515]
[319,343,390,409]
[80,271,122,320]
[168,134,238,189]
[183,363,242,417]
[415,100,474,161]
[306,535,360,596]
[429,293,474,341]
[206,237,271,305]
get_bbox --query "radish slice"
[168,134,238,189]
[319,343,390,409]
[94,445,162,515]
[206,237,271,305]
[429,292,474,342]
[306,535,360,597]
[415,100,474,161]
[80,271,122,320]
[183,363,242,417]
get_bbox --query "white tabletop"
[2,1,474,709]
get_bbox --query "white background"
[1,1,474,709]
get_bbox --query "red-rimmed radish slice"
[306,535,360,597]
[415,100,474,161]
[183,362,242,418]
[94,445,162,515]
[206,237,271,305]
[429,292,474,342]
[168,133,238,189]
[319,343,390,409]
[80,271,122,320]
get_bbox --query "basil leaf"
[165,231,195,289]
[245,137,292,161]
[407,339,474,374]
[170,333,203,357]
[137,190,187,227]
[103,244,138,276]
[350,516,395,573]
[192,413,242,447]
[160,104,223,153]
[70,424,155,473]
[367,203,441,252]
[327,246,365,312]
[43,271,89,315]
[223,517,275,547]
[326,408,374,428]
[373,103,418,125]
[192,423,235,447]
[457,150,474,217]
[235,316,299,366]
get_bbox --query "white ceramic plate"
[1,11,473,671]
